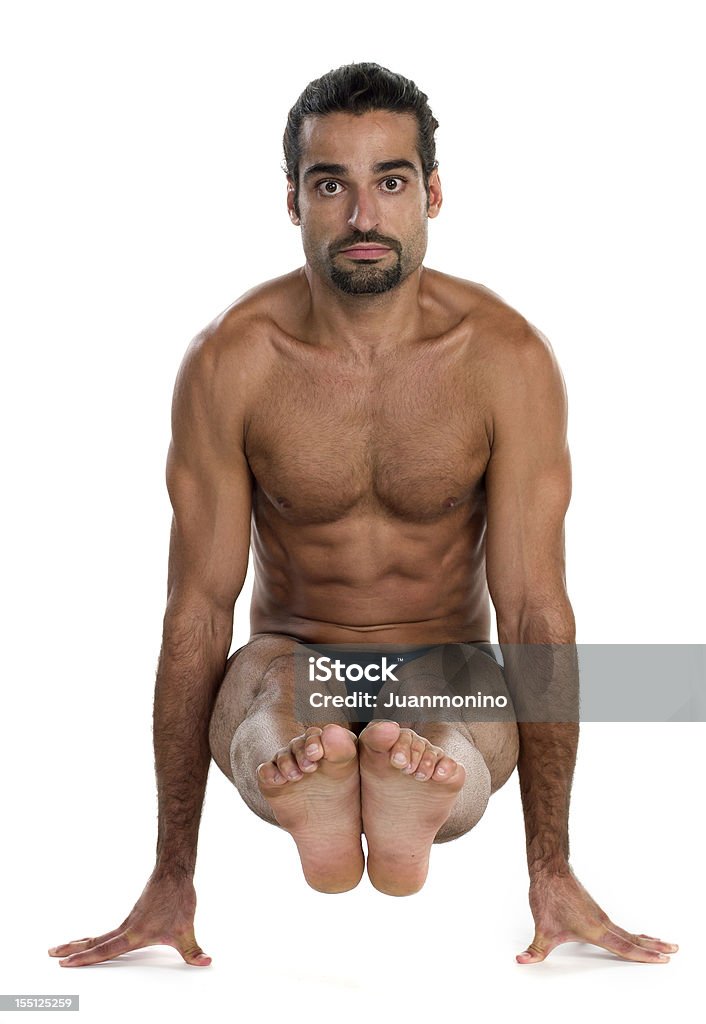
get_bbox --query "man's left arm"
[484,321,677,964]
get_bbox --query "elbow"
[497,601,575,645]
[162,594,235,651]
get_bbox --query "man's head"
[283,63,442,296]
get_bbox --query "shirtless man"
[49,62,677,968]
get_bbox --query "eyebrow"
[302,158,420,181]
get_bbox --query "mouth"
[339,245,392,260]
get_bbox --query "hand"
[47,869,211,968]
[517,863,679,964]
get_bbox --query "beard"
[328,256,403,295]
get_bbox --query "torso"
[212,267,523,644]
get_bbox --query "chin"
[329,265,403,295]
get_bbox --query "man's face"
[288,110,442,296]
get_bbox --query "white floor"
[5,723,701,1023]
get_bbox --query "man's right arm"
[155,327,253,877]
[48,325,254,968]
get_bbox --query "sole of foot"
[257,723,364,893]
[358,719,466,896]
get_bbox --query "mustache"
[331,231,401,255]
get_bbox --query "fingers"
[598,923,672,962]
[633,933,678,954]
[56,931,137,967]
[48,930,122,957]
[517,922,676,965]
[610,925,679,956]
[51,930,212,968]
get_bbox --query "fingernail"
[658,954,669,962]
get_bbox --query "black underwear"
[304,640,499,702]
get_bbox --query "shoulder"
[170,271,302,449]
[187,270,302,368]
[427,268,565,389]
[174,270,305,401]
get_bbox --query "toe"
[390,729,414,770]
[433,757,466,786]
[257,761,286,786]
[432,755,455,779]
[303,727,325,761]
[319,723,359,762]
[360,720,401,753]
[291,735,317,772]
[276,748,303,780]
[413,747,438,780]
[404,739,427,774]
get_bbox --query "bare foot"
[359,720,466,896]
[256,723,363,893]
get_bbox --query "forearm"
[499,610,579,877]
[515,719,578,875]
[153,606,233,877]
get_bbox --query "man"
[49,62,677,967]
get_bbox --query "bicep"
[484,327,572,622]
[164,334,253,616]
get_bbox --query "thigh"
[208,632,303,779]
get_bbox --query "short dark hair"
[283,62,439,217]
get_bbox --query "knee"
[434,759,491,843]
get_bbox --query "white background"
[1,1,704,1021]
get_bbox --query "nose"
[347,188,380,234]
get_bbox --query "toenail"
[437,766,447,775]
[306,744,318,755]
[415,771,426,780]
[301,758,313,767]
[393,753,407,765]
[288,770,301,779]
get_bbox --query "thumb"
[179,939,212,967]
[516,935,549,964]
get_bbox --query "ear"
[286,176,300,225]
[426,166,443,219]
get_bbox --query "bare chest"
[245,345,491,525]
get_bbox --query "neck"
[301,263,427,354]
